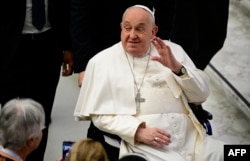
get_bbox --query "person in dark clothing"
[0,1,73,161]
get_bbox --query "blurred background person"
[56,138,108,161]
[0,98,45,161]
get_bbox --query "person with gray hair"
[0,98,45,161]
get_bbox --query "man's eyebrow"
[122,21,146,26]
[138,23,146,26]
[123,21,130,24]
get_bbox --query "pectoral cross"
[135,92,145,112]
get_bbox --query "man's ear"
[26,137,35,147]
[152,25,158,36]
[120,22,123,30]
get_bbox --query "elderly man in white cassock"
[74,4,225,161]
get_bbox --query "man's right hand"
[78,71,85,87]
[135,127,171,149]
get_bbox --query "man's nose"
[129,30,138,39]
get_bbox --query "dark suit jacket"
[0,0,72,71]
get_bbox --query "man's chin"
[126,46,139,53]
[126,49,138,55]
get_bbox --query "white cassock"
[74,41,225,161]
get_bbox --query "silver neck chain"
[124,49,151,111]
[124,49,151,93]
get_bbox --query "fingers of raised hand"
[152,37,171,56]
[152,37,167,48]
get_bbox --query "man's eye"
[124,27,131,31]
[137,27,144,32]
